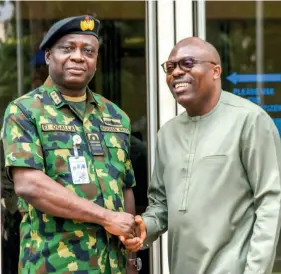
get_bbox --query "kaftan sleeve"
[242,111,281,274]
[142,139,168,246]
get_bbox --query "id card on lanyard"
[69,135,90,184]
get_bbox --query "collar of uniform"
[86,87,99,106]
[48,87,66,108]
[42,76,99,108]
[43,76,54,88]
[42,77,66,108]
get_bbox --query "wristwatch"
[128,257,142,271]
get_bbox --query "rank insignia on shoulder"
[102,117,122,127]
[50,91,62,105]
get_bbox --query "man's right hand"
[103,211,136,239]
[119,215,147,252]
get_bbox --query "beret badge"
[80,16,95,31]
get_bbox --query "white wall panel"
[146,1,162,273]
[158,1,194,273]
[175,0,193,115]
[147,0,194,273]
[157,0,176,127]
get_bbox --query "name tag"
[69,156,90,184]
[41,123,76,132]
[87,133,104,156]
[100,125,129,135]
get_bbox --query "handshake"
[103,212,147,252]
[119,215,147,252]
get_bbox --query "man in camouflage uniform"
[1,15,139,274]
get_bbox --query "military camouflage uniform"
[1,79,136,274]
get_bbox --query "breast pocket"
[192,155,227,190]
[198,155,227,172]
[102,132,129,176]
[41,132,74,178]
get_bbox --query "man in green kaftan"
[122,37,281,274]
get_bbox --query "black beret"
[39,15,100,50]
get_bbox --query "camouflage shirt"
[1,79,136,274]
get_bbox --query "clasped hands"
[103,211,146,252]
[119,215,147,252]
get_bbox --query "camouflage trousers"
[18,222,127,274]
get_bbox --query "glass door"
[205,1,281,273]
[206,1,281,136]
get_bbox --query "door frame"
[146,1,194,273]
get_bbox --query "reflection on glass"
[1,2,22,273]
[206,1,281,273]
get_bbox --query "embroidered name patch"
[103,117,122,127]
[100,125,129,134]
[41,124,76,132]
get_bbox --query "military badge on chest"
[87,133,104,156]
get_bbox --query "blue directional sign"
[226,72,281,136]
[227,72,281,85]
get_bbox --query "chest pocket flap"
[102,131,129,154]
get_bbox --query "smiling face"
[165,38,222,115]
[45,34,99,92]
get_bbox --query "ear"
[213,65,222,80]
[45,49,50,65]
